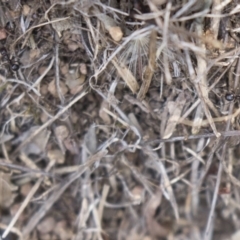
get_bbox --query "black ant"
[0,47,19,71]
[225,92,240,102]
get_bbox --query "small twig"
[148,130,240,144]
[171,9,209,22]
[54,35,64,103]
[162,2,172,85]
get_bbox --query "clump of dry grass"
[1,0,240,240]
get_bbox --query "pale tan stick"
[137,30,157,100]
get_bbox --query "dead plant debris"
[1,0,240,240]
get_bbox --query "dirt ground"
[1,0,240,239]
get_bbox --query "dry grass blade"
[192,103,204,134]
[111,59,139,94]
[162,2,172,85]
[163,92,186,139]
[158,159,179,220]
[98,184,110,222]
[137,30,157,100]
[180,107,240,127]
[190,138,207,216]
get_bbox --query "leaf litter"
[1,0,240,240]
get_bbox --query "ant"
[0,47,19,71]
[224,92,240,102]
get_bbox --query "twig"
[148,130,240,144]
[54,34,64,103]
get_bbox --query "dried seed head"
[118,33,150,78]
